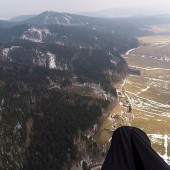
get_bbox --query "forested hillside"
[0,11,140,169]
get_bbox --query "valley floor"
[124,33,170,164]
[96,27,170,166]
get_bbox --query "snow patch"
[137,85,150,95]
[73,82,111,100]
[20,26,51,43]
[141,86,150,92]
[13,121,22,133]
[34,50,68,70]
[16,122,22,130]
[55,17,60,24]
[34,50,47,67]
[2,46,20,59]
[110,60,117,65]
[126,48,138,55]
[56,41,65,46]
[64,14,72,19]
[47,52,56,69]
[136,54,170,63]
[2,48,10,58]
[62,16,70,25]
[148,134,170,164]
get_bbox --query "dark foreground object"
[101,126,170,170]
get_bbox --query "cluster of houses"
[109,89,134,130]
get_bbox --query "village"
[109,88,133,128]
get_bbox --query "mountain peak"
[22,11,74,25]
[41,10,60,15]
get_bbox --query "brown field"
[96,25,170,164]
[142,24,170,35]
[124,31,170,163]
[139,35,170,44]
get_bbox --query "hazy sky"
[1,0,170,19]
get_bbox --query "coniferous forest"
[0,11,143,169]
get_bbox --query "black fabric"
[101,126,170,170]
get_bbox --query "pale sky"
[0,0,170,19]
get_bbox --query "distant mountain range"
[0,10,169,29]
[0,11,111,28]
[0,11,94,28]
[80,6,170,18]
[0,11,145,44]
[10,15,35,22]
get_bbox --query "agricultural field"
[124,30,170,164]
[143,24,170,35]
